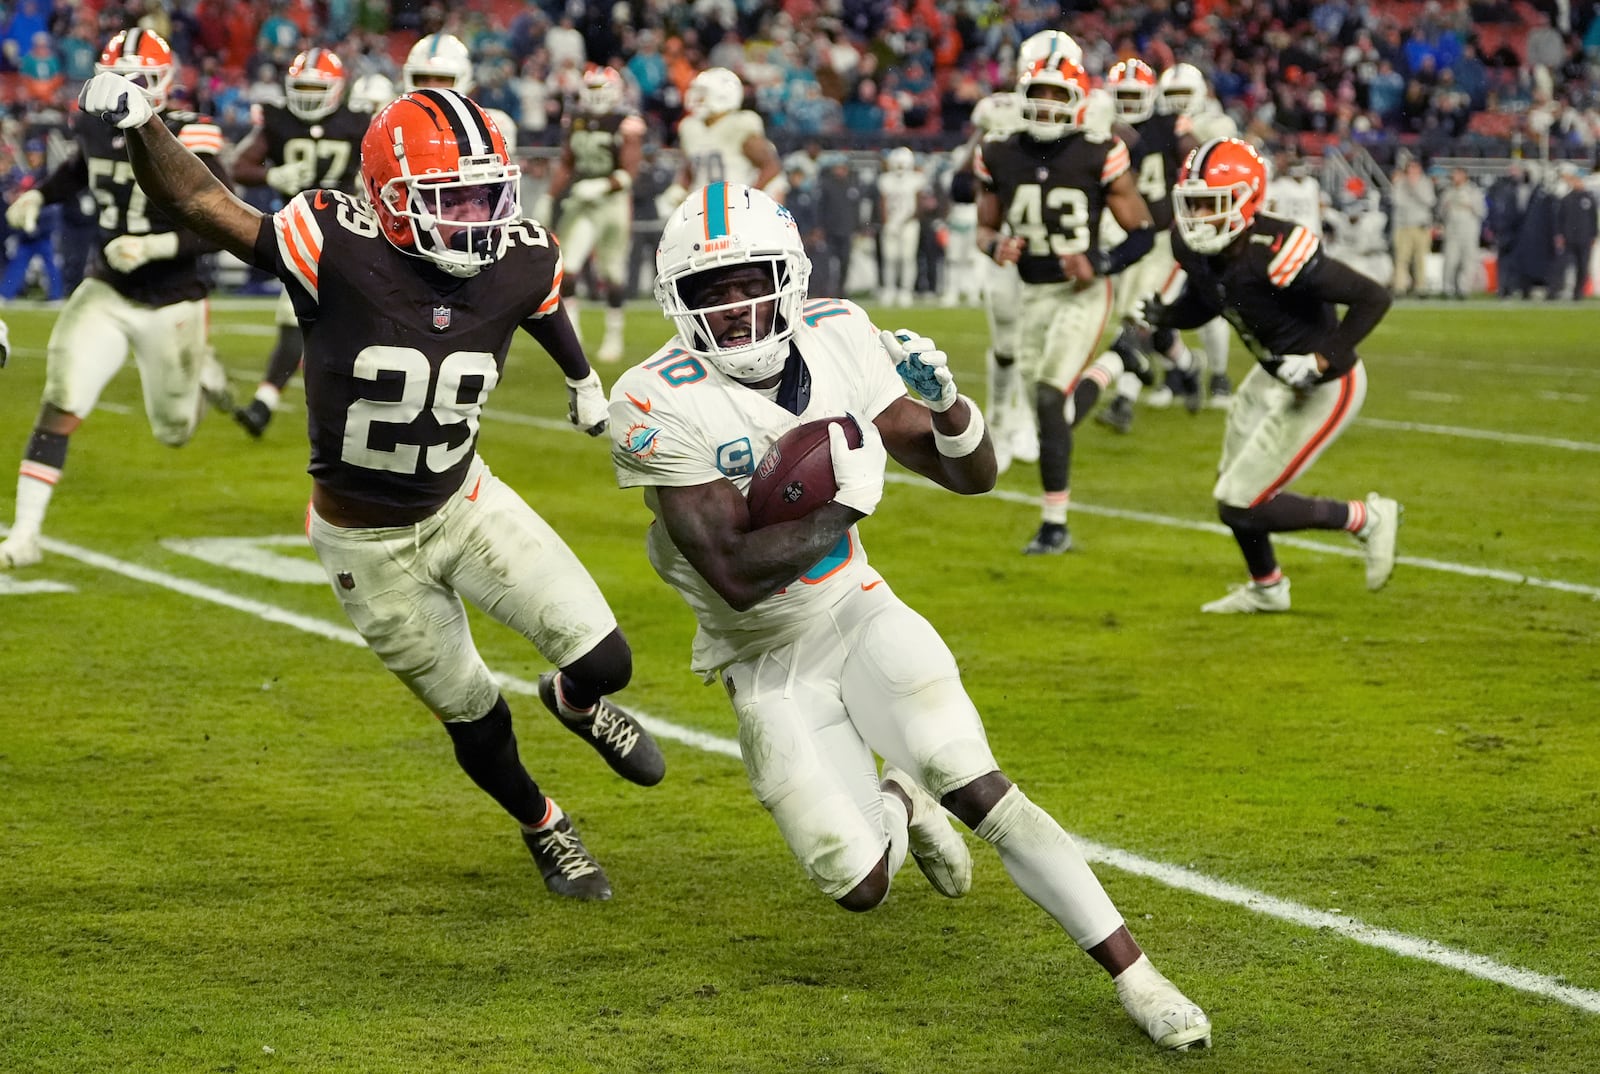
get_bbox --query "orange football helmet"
[1172,138,1268,254]
[1107,59,1159,124]
[286,48,346,121]
[579,65,625,114]
[362,89,522,278]
[1017,35,1091,141]
[96,28,175,110]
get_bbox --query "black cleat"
[1110,324,1156,385]
[233,399,273,438]
[539,672,666,787]
[1022,522,1071,555]
[1095,395,1135,434]
[1168,366,1203,414]
[522,816,613,900]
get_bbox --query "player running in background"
[542,65,644,364]
[1,30,233,569]
[976,32,1156,555]
[78,71,666,898]
[1140,138,1401,613]
[1082,58,1198,435]
[876,146,925,308]
[231,48,371,438]
[655,67,784,218]
[609,181,1210,1052]
[949,87,1033,472]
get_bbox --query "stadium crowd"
[0,0,1597,299]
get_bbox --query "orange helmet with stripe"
[1173,138,1267,254]
[1107,59,1159,123]
[96,29,175,110]
[361,89,521,278]
[286,48,347,121]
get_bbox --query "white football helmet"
[348,72,396,114]
[685,67,744,120]
[403,33,474,95]
[1016,30,1082,83]
[886,146,915,172]
[972,91,1026,139]
[1081,87,1114,144]
[655,182,811,382]
[1016,33,1091,141]
[580,64,625,114]
[1158,63,1208,117]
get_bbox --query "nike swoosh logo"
[465,476,483,502]
[861,580,883,591]
[625,392,652,413]
[313,190,328,210]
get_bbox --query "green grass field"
[1,297,1597,1073]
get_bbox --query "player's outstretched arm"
[877,329,996,494]
[80,72,262,262]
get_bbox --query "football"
[745,416,863,528]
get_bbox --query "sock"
[1036,383,1072,497]
[604,307,624,337]
[879,787,910,879]
[1229,493,1351,533]
[1114,370,1142,402]
[554,671,600,715]
[1346,499,1368,534]
[1252,567,1284,587]
[443,696,547,828]
[1198,318,1230,375]
[253,383,282,410]
[522,797,565,834]
[1041,490,1069,526]
[13,429,69,538]
[973,786,1123,949]
[987,350,1018,416]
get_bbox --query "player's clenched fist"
[880,328,957,412]
[78,72,154,129]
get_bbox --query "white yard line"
[5,525,1597,1014]
[1356,417,1600,454]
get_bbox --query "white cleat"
[1357,492,1402,591]
[0,532,42,569]
[882,765,972,898]
[1201,577,1291,614]
[1117,957,1213,1051]
[597,335,625,363]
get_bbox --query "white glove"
[1272,353,1322,390]
[78,71,155,130]
[6,189,42,233]
[103,232,180,273]
[828,416,886,517]
[266,159,316,196]
[880,328,957,412]
[565,369,608,436]
[653,182,687,220]
[1128,294,1164,330]
[569,177,613,203]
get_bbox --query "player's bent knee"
[1217,501,1260,529]
[835,856,891,912]
[943,770,1012,830]
[560,627,632,695]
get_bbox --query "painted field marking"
[5,524,1598,1015]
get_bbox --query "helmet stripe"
[123,28,142,59]
[704,181,729,240]
[414,88,491,157]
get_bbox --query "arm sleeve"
[1297,254,1392,374]
[36,153,88,204]
[1155,282,1223,329]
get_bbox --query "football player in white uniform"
[348,72,396,113]
[655,67,783,217]
[402,33,517,154]
[546,65,645,364]
[609,181,1210,1052]
[876,146,925,307]
[951,88,1031,471]
[231,48,371,438]
[1266,154,1325,236]
[79,71,668,899]
[1,30,232,569]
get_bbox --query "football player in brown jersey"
[78,72,667,900]
[230,48,373,438]
[975,32,1158,555]
[1,30,233,570]
[1141,138,1401,613]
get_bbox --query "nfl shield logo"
[432,306,451,330]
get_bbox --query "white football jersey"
[1266,176,1324,236]
[678,109,767,189]
[609,299,907,675]
[878,168,926,227]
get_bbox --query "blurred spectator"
[18,33,63,107]
[1438,167,1487,297]
[814,154,865,297]
[0,141,63,301]
[1554,165,1597,299]
[1390,159,1437,295]
[1486,163,1533,296]
[1,0,52,71]
[256,1,303,71]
